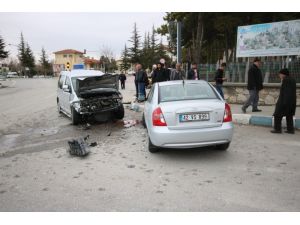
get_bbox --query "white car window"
[147,85,155,103]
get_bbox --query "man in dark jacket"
[136,64,149,102]
[119,71,126,89]
[187,63,200,80]
[152,63,168,84]
[271,68,297,134]
[242,58,263,113]
[170,63,185,80]
[215,62,227,99]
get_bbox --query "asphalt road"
[0,77,299,211]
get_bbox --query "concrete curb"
[233,114,300,130]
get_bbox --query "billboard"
[236,19,300,57]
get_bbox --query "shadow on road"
[152,146,231,162]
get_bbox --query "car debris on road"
[123,119,139,128]
[67,135,97,157]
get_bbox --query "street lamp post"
[177,20,182,64]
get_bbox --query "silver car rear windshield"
[159,83,217,102]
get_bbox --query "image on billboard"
[236,19,300,57]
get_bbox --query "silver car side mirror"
[63,84,70,93]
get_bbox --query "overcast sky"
[0,12,166,60]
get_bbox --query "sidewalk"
[230,104,300,129]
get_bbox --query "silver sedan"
[142,80,234,153]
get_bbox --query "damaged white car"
[57,70,124,125]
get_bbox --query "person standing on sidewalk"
[119,71,126,90]
[214,63,227,99]
[136,64,148,102]
[133,64,139,98]
[271,68,296,134]
[152,62,168,84]
[187,63,200,80]
[170,63,185,80]
[242,58,263,113]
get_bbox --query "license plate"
[179,113,210,122]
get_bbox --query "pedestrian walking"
[187,63,200,80]
[119,71,126,89]
[214,63,227,99]
[136,64,149,102]
[170,63,185,80]
[152,63,168,84]
[271,68,296,134]
[242,58,263,113]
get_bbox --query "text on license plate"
[179,113,210,122]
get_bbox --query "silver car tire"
[57,101,62,114]
[114,104,125,120]
[142,113,146,128]
[71,107,80,125]
[148,137,160,153]
[216,142,230,151]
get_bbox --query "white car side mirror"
[62,84,70,92]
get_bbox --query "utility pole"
[177,21,182,63]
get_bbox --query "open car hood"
[76,74,119,95]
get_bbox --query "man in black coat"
[152,63,168,83]
[187,63,200,80]
[242,58,263,113]
[215,62,227,99]
[271,68,297,134]
[136,64,149,102]
[119,71,126,89]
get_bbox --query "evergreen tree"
[155,38,170,64]
[120,44,131,72]
[18,33,36,76]
[150,25,158,54]
[0,35,9,60]
[18,33,26,69]
[140,32,152,69]
[25,43,35,76]
[39,47,51,75]
[128,22,141,64]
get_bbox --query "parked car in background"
[143,80,234,153]
[6,72,18,78]
[57,70,124,125]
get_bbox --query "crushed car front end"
[71,73,124,119]
[72,89,123,115]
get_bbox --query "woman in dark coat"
[271,68,297,134]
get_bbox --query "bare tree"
[100,45,114,60]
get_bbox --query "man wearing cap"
[271,68,297,134]
[242,58,264,113]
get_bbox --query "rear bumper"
[148,122,234,149]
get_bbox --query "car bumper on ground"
[148,122,233,149]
